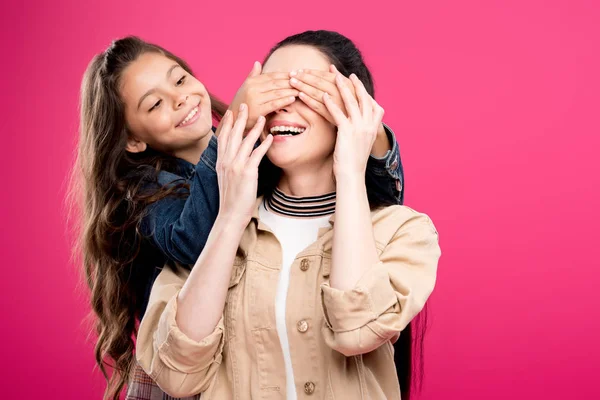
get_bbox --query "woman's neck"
[277,159,336,197]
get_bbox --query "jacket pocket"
[326,351,362,399]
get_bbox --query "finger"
[323,92,349,127]
[328,64,354,83]
[236,116,265,161]
[351,74,372,122]
[260,95,297,116]
[259,78,294,92]
[249,134,273,168]
[215,109,231,138]
[293,69,336,83]
[225,103,248,160]
[259,89,299,105]
[290,76,329,101]
[293,70,338,93]
[298,92,332,122]
[336,74,360,121]
[338,72,357,97]
[216,110,233,159]
[324,65,356,98]
[247,61,262,78]
[373,101,385,129]
[255,72,292,82]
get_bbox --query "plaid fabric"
[126,362,201,400]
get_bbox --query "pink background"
[1,0,598,398]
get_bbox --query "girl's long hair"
[71,36,227,399]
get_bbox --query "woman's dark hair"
[260,30,424,399]
[71,36,227,400]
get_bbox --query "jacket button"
[300,258,310,271]
[297,320,309,333]
[304,381,315,395]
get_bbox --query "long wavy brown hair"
[72,36,227,400]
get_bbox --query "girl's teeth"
[182,107,198,124]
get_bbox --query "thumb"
[247,61,262,78]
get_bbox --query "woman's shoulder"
[371,205,438,240]
[372,204,433,221]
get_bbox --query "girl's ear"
[126,136,147,153]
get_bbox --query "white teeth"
[181,107,198,125]
[269,125,306,134]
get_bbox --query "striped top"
[265,188,336,218]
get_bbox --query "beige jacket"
[136,200,440,399]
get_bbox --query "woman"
[136,31,440,399]
[75,35,404,399]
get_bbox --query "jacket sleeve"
[320,211,440,356]
[366,123,405,205]
[141,135,220,266]
[136,266,224,397]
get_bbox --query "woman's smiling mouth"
[267,120,307,137]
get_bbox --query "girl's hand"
[290,65,355,125]
[323,74,385,179]
[229,62,298,131]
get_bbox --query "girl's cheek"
[155,111,173,133]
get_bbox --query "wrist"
[334,162,367,181]
[370,123,390,158]
[335,174,366,192]
[215,211,250,232]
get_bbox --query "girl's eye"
[176,75,186,86]
[149,99,162,112]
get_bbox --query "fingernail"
[299,92,305,97]
[290,70,297,77]
[240,103,246,111]
[290,96,296,102]
[336,74,343,83]
[350,73,357,80]
[258,116,265,122]
[290,77,298,84]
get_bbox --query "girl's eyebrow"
[137,64,180,110]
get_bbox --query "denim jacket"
[136,124,405,316]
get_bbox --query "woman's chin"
[266,152,298,170]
